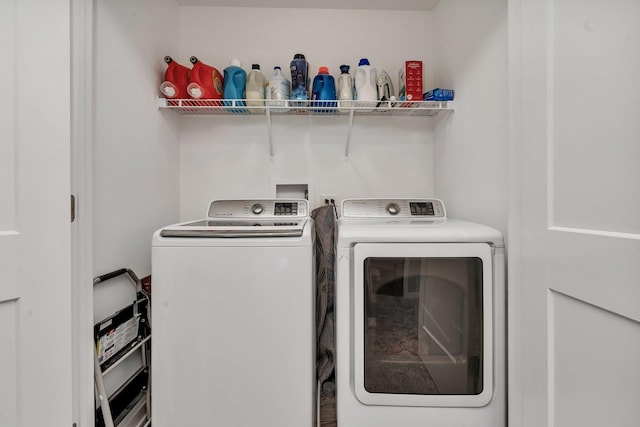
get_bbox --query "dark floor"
[364,293,439,394]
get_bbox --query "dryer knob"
[386,202,400,215]
[251,203,264,215]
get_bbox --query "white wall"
[93,0,183,402]
[92,1,508,265]
[177,7,437,218]
[94,0,181,283]
[432,0,508,235]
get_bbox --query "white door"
[0,1,73,426]
[510,1,640,426]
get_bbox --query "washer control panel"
[342,198,446,219]
[207,199,308,218]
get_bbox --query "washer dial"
[386,202,400,215]
[251,203,264,215]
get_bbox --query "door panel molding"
[547,229,640,322]
[0,301,17,427]
[0,232,19,302]
[549,226,640,241]
[548,290,640,427]
[547,0,640,235]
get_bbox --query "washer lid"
[159,199,310,238]
[159,218,308,238]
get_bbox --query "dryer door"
[353,242,494,407]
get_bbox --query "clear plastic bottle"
[337,65,354,101]
[246,63,266,113]
[265,66,291,112]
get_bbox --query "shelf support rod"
[266,105,274,159]
[345,108,355,158]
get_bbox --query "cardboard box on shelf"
[399,60,423,102]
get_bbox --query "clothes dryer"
[335,198,505,426]
[152,199,315,427]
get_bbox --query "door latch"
[71,194,76,222]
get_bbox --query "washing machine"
[151,199,315,427]
[335,198,505,426]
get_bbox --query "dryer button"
[251,203,264,215]
[386,202,400,215]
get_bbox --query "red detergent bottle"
[187,56,224,100]
[160,56,190,99]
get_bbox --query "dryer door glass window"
[363,256,483,396]
[353,242,494,407]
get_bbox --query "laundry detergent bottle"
[354,58,378,108]
[312,66,337,111]
[186,56,224,100]
[160,56,190,99]
[223,58,247,111]
[290,53,309,102]
[336,64,354,101]
[265,66,290,112]
[246,64,266,112]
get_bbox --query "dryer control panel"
[341,198,446,218]
[207,199,309,218]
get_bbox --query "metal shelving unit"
[157,98,454,157]
[94,269,152,427]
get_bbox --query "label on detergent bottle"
[266,66,290,112]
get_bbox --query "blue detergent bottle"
[312,66,337,112]
[290,53,309,103]
[223,58,246,111]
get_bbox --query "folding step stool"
[93,268,151,427]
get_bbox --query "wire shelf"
[157,98,454,116]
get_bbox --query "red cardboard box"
[399,60,423,101]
